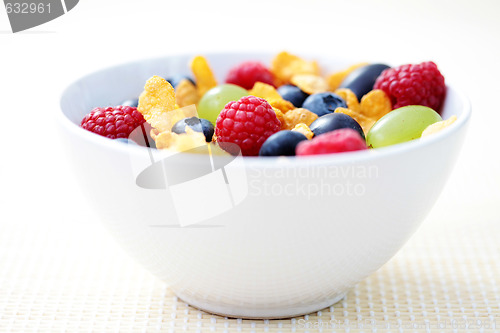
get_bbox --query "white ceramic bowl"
[58,53,471,319]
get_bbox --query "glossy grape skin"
[339,64,390,100]
[366,105,442,148]
[277,84,309,107]
[197,84,248,124]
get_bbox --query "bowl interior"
[59,53,471,165]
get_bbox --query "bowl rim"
[57,53,472,168]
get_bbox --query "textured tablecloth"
[1,151,499,332]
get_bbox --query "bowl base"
[175,291,348,319]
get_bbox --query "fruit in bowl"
[78,52,454,158]
[58,52,470,319]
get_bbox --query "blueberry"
[259,130,308,156]
[302,92,347,117]
[115,138,138,145]
[339,64,390,100]
[171,117,214,142]
[121,98,139,107]
[309,113,365,140]
[165,75,196,89]
[277,84,309,107]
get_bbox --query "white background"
[1,0,499,225]
[0,0,499,310]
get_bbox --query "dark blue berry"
[115,138,138,145]
[166,75,196,89]
[302,92,347,117]
[339,64,390,100]
[259,130,308,156]
[121,98,139,107]
[171,117,214,142]
[309,113,365,140]
[277,84,309,107]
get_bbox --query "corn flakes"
[190,55,217,97]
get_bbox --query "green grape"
[367,105,442,148]
[197,84,248,124]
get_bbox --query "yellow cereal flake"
[290,74,328,95]
[421,115,457,137]
[359,90,391,119]
[269,99,295,114]
[138,76,176,132]
[248,82,294,113]
[190,55,217,97]
[249,82,282,101]
[335,88,361,111]
[283,108,318,130]
[292,123,314,140]
[272,107,286,130]
[335,107,375,134]
[175,79,200,107]
[155,127,206,151]
[334,88,391,134]
[271,51,320,84]
[327,62,369,91]
[150,127,160,141]
[155,131,177,150]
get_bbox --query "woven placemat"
[2,153,500,332]
[1,210,499,332]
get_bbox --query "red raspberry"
[374,61,446,111]
[215,96,281,156]
[296,129,367,156]
[225,61,275,90]
[80,106,146,139]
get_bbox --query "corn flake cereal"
[421,115,457,137]
[138,76,176,132]
[269,99,295,114]
[271,51,320,84]
[155,127,206,151]
[335,107,375,134]
[327,62,369,91]
[335,88,361,111]
[283,108,318,130]
[249,82,294,113]
[272,107,286,130]
[360,90,391,118]
[249,82,282,101]
[334,88,391,133]
[175,79,200,107]
[292,123,314,140]
[291,74,328,95]
[150,127,160,141]
[190,55,217,97]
